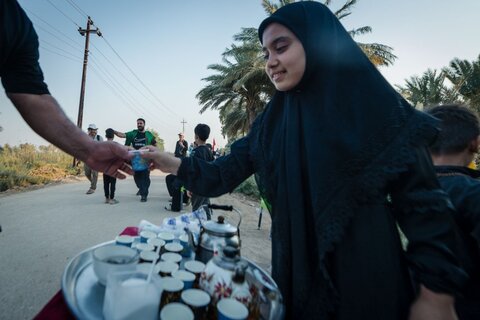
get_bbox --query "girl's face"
[262,23,306,92]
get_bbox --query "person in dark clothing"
[113,118,155,202]
[174,133,189,158]
[426,104,480,319]
[0,0,132,179]
[187,124,214,219]
[142,2,467,319]
[103,128,119,204]
[166,132,190,209]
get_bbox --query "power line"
[100,36,182,120]
[24,7,83,50]
[63,0,89,19]
[41,39,82,60]
[35,24,82,52]
[40,45,82,63]
[89,54,179,131]
[45,0,81,28]
[90,42,177,120]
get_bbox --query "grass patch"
[0,143,80,191]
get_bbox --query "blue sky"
[1,0,479,152]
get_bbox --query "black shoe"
[141,196,147,202]
[136,190,141,196]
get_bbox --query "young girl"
[143,2,466,319]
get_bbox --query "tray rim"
[62,241,283,320]
[62,241,112,319]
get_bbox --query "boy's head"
[105,128,115,139]
[426,104,480,156]
[194,123,210,142]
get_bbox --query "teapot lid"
[203,216,237,236]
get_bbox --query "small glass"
[103,271,162,320]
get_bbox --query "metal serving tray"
[62,241,283,320]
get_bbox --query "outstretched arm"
[9,93,133,178]
[113,130,126,138]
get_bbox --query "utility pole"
[181,119,187,133]
[73,16,101,167]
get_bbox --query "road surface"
[0,172,271,320]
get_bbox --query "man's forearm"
[113,130,126,138]
[8,93,94,161]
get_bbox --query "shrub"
[233,175,260,199]
[0,143,80,191]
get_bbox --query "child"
[142,3,466,318]
[103,128,118,204]
[427,104,480,319]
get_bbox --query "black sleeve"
[390,147,468,295]
[177,136,254,197]
[1,0,49,94]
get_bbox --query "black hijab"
[251,2,438,318]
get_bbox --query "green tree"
[198,0,395,140]
[443,55,480,113]
[147,127,164,151]
[197,28,273,138]
[261,0,397,66]
[396,69,458,108]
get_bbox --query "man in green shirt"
[113,118,156,202]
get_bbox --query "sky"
[1,0,479,152]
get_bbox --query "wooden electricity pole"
[181,119,187,134]
[72,17,101,167]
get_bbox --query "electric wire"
[40,45,83,63]
[45,0,81,28]
[89,54,178,131]
[24,8,83,50]
[89,42,176,120]
[100,36,182,120]
[34,24,82,53]
[41,39,82,61]
[63,0,89,19]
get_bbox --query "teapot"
[186,204,242,264]
[200,246,256,315]
[200,246,285,320]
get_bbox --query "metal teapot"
[186,204,242,264]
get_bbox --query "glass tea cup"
[103,270,162,320]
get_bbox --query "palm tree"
[261,0,397,66]
[197,0,396,140]
[443,55,480,113]
[396,69,459,108]
[197,28,273,138]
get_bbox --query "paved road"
[0,172,271,320]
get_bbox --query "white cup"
[147,238,165,251]
[135,243,154,252]
[139,250,159,264]
[165,242,183,254]
[172,270,196,289]
[115,235,134,247]
[217,298,249,320]
[158,232,175,243]
[156,261,179,277]
[161,252,183,264]
[181,289,211,319]
[140,230,157,243]
[160,302,194,320]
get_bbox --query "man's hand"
[409,285,458,320]
[84,141,133,179]
[140,146,181,174]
